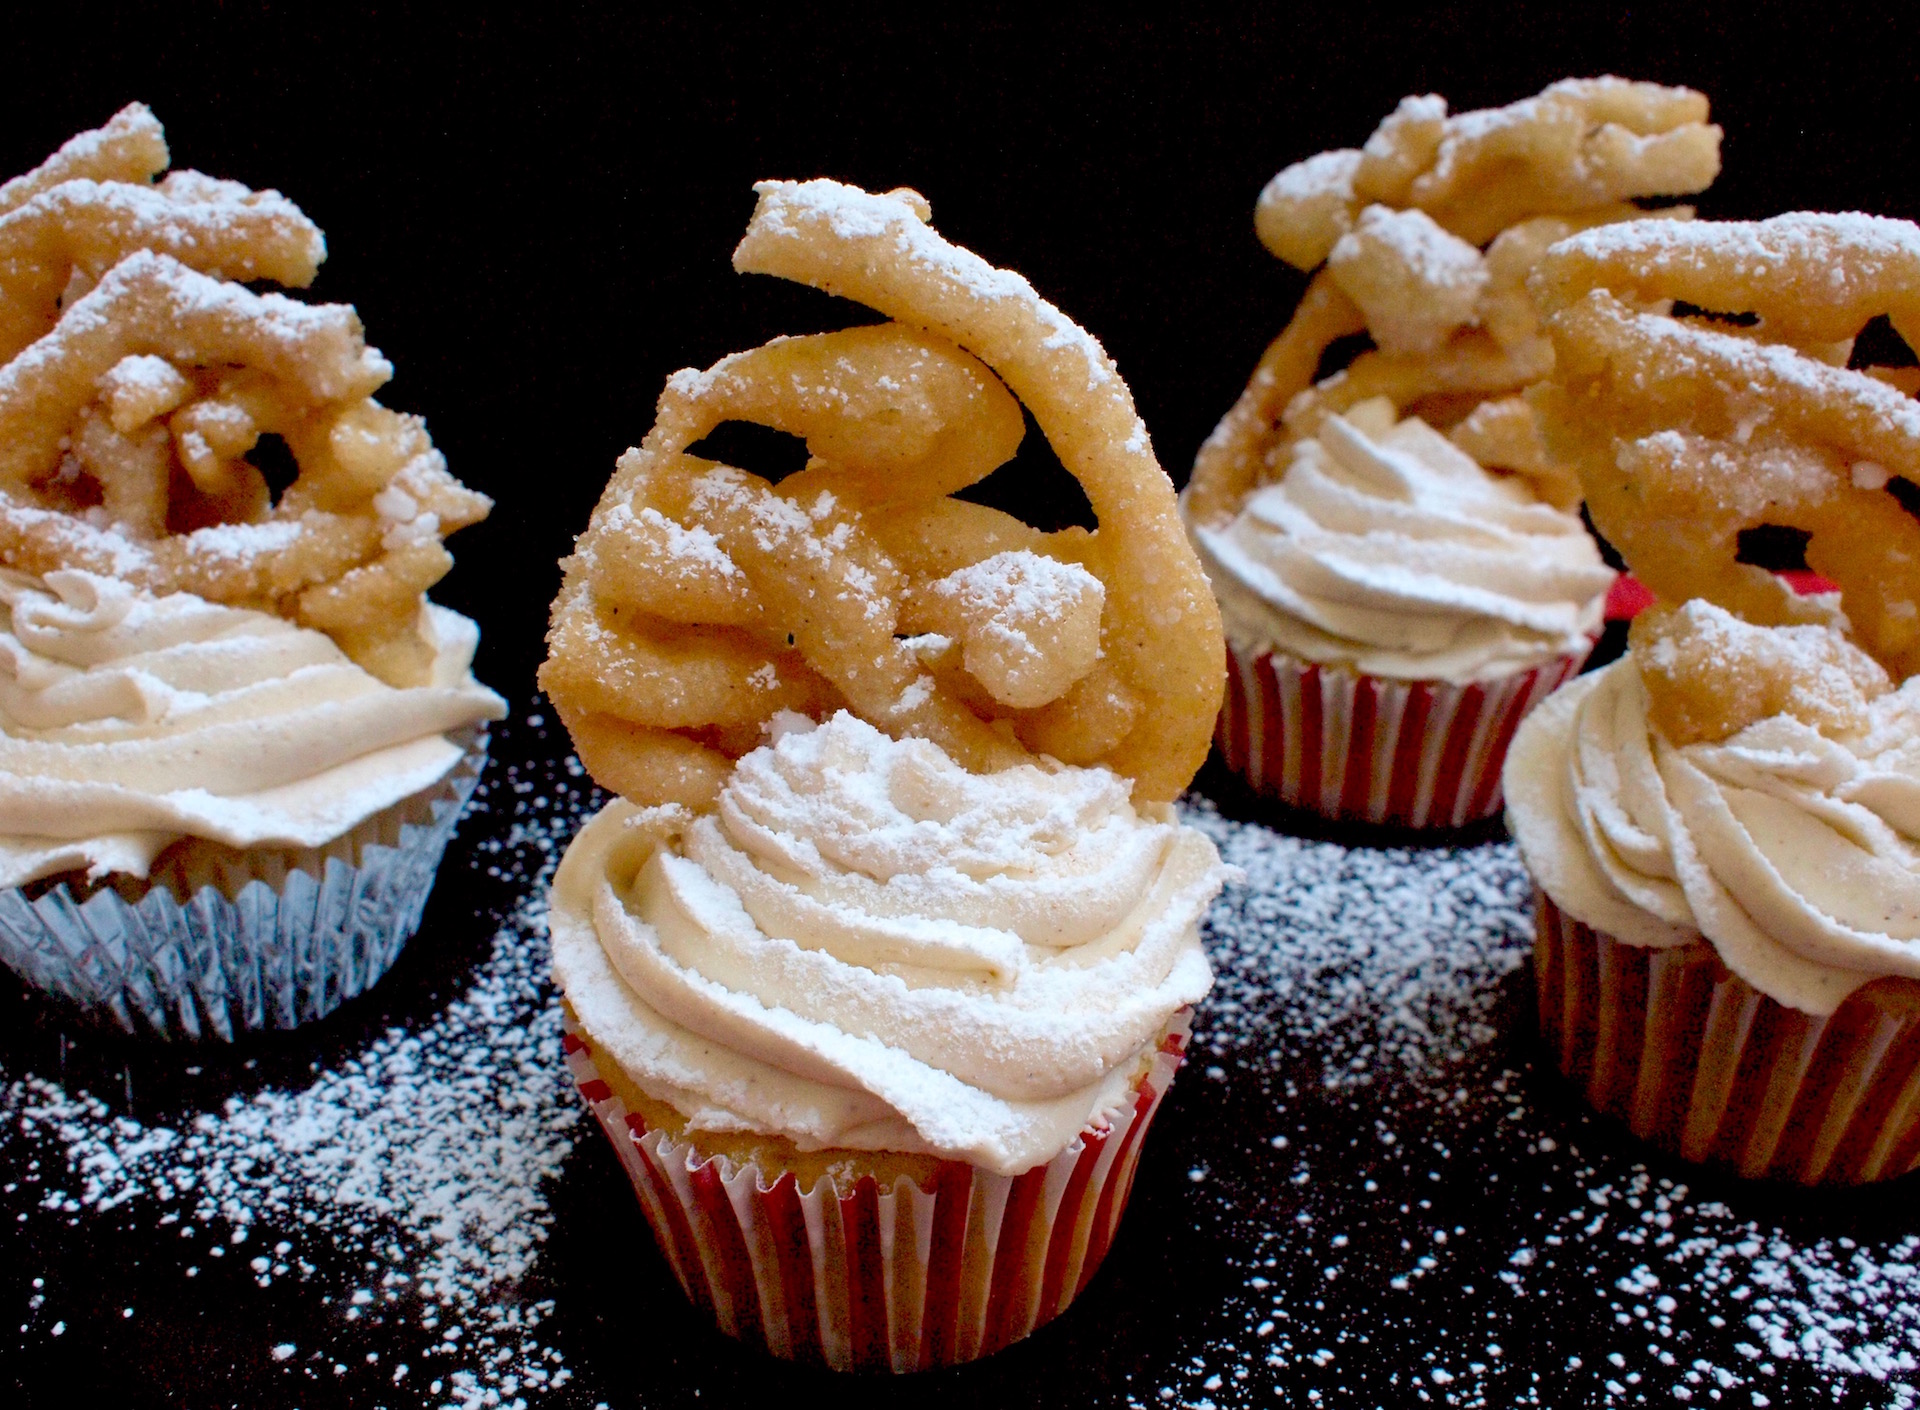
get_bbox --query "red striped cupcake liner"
[1216,643,1589,829]
[561,1010,1190,1371]
[1535,892,1920,1184]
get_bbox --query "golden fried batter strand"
[1324,205,1486,356]
[1631,600,1890,747]
[734,179,1224,801]
[1281,327,1553,441]
[546,180,1224,808]
[0,252,382,489]
[1447,395,1580,510]
[0,252,488,685]
[0,173,325,362]
[1183,270,1363,526]
[904,550,1106,710]
[1537,277,1920,678]
[0,104,326,364]
[0,104,168,216]
[1191,78,1719,531]
[1257,79,1720,263]
[541,320,1034,803]
[1531,211,1920,352]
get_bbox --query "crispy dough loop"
[544,320,1037,806]
[1255,80,1718,267]
[1533,216,1920,706]
[1185,271,1363,527]
[731,178,1224,801]
[546,180,1224,807]
[1191,79,1719,532]
[1531,212,1920,351]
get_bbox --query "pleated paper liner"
[562,1006,1191,1372]
[1535,891,1920,1185]
[1216,642,1589,829]
[0,727,488,1041]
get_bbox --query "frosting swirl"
[1505,657,1920,1014]
[550,711,1230,1175]
[1189,400,1613,682]
[0,569,505,886]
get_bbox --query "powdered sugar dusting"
[933,548,1103,632]
[1136,798,1920,1407]
[1338,205,1484,294]
[2,175,324,275]
[179,517,307,563]
[1553,211,1920,291]
[0,251,389,406]
[6,721,1918,1403]
[0,104,166,217]
[742,179,1119,394]
[1,709,594,1408]
[1262,148,1361,207]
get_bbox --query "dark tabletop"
[4,7,1920,1406]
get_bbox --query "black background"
[0,2,1905,698]
[3,3,1919,1406]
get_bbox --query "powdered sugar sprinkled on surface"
[1265,149,1362,207]
[1,709,594,1409]
[4,722,1919,1405]
[1139,797,1920,1408]
[1334,206,1486,296]
[741,179,1118,394]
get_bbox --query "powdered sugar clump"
[936,549,1101,620]
[1335,205,1485,296]
[1264,148,1362,208]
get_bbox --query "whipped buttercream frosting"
[550,711,1232,1176]
[1189,399,1614,683]
[0,568,505,887]
[1505,657,1920,1014]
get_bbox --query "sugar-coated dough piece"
[547,180,1224,807]
[0,108,489,688]
[1534,216,1920,681]
[1189,77,1718,532]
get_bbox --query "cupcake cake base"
[0,728,489,1041]
[562,1007,1191,1372]
[1535,892,1920,1185]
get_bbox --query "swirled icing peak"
[1191,397,1613,682]
[1505,652,1920,1014]
[0,568,504,885]
[551,710,1233,1175]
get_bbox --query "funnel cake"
[545,180,1233,1369]
[1506,212,1920,1183]
[0,107,504,1039]
[1185,80,1698,826]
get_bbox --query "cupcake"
[1183,77,1721,827]
[1190,396,1613,827]
[1505,211,1920,1183]
[0,107,504,1038]
[543,179,1233,1368]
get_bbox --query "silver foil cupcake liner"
[0,727,488,1041]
